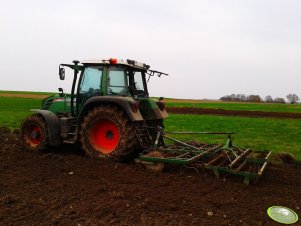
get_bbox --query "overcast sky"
[0,0,300,99]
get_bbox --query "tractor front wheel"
[80,106,137,161]
[20,114,49,151]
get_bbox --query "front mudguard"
[30,110,61,146]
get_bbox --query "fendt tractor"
[20,58,271,184]
[20,58,168,161]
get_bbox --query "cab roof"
[80,58,150,71]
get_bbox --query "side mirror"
[58,88,64,97]
[59,67,65,80]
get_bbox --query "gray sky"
[0,0,300,99]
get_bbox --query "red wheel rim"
[26,125,42,146]
[89,119,120,154]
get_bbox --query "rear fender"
[150,100,169,119]
[78,96,144,123]
[139,99,169,120]
[153,107,169,119]
[31,110,61,146]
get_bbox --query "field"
[1,143,301,226]
[0,90,54,95]
[165,99,301,113]
[1,92,300,159]
[1,91,301,225]
[165,114,301,160]
[0,97,42,128]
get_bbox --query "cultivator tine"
[236,160,247,171]
[229,149,250,168]
[189,152,208,162]
[177,152,191,159]
[213,168,220,178]
[258,162,268,176]
[163,135,201,152]
[264,151,272,161]
[207,153,225,165]
[224,151,232,164]
[243,176,251,185]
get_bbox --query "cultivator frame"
[137,129,271,185]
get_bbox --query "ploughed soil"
[167,107,301,119]
[1,133,301,226]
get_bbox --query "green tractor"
[20,58,168,161]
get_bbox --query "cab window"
[107,67,128,95]
[79,67,102,95]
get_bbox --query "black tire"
[20,114,49,151]
[80,105,137,161]
[147,119,165,147]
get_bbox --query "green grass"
[166,101,301,113]
[0,90,54,95]
[1,94,300,160]
[164,114,301,160]
[2,92,300,113]
[0,97,42,128]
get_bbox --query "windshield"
[107,66,148,97]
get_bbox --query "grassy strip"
[0,90,54,95]
[2,92,300,113]
[164,114,301,160]
[166,101,301,113]
[0,97,42,128]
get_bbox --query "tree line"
[220,94,300,104]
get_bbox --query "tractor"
[19,58,272,184]
[20,58,168,161]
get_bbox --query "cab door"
[76,66,103,115]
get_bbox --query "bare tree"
[220,94,261,102]
[265,95,273,103]
[274,97,286,104]
[247,95,262,103]
[286,94,300,104]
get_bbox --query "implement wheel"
[20,114,49,151]
[145,151,165,172]
[80,106,137,161]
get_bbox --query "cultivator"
[137,129,271,185]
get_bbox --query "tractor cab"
[77,58,150,97]
[75,59,150,112]
[43,58,167,118]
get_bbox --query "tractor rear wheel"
[80,106,137,161]
[20,114,49,151]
